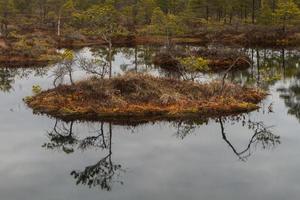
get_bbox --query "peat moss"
[25,73,266,122]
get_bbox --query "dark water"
[1,46,300,200]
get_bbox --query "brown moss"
[25,73,266,122]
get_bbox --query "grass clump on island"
[25,73,266,122]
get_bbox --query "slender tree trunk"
[240,6,243,20]
[206,6,209,22]
[69,69,74,85]
[283,15,287,33]
[256,49,260,86]
[2,12,8,37]
[272,0,276,12]
[108,40,113,78]
[244,7,248,23]
[43,6,47,23]
[251,48,254,78]
[108,122,112,155]
[252,0,255,24]
[282,48,286,79]
[224,9,227,23]
[57,11,61,37]
[134,47,138,73]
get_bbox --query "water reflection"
[173,115,279,161]
[3,46,297,94]
[230,48,300,89]
[0,67,49,92]
[240,48,300,122]
[173,119,208,139]
[43,120,124,190]
[218,116,279,161]
[0,67,15,92]
[71,123,124,191]
[41,112,279,191]
[278,79,300,122]
[2,46,300,93]
[1,45,299,198]
[43,120,77,153]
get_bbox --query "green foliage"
[145,7,185,37]
[258,1,274,25]
[136,0,156,25]
[178,56,209,72]
[32,85,42,95]
[63,0,75,10]
[2,0,300,41]
[11,32,55,58]
[0,0,16,36]
[274,0,300,30]
[14,37,32,57]
[72,4,127,40]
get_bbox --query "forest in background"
[1,0,300,65]
[1,0,300,38]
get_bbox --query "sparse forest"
[1,0,300,65]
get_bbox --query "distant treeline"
[1,0,300,37]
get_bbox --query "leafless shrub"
[78,56,110,79]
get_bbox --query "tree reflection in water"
[173,119,208,139]
[43,120,124,191]
[0,67,49,92]
[173,115,280,161]
[42,120,77,154]
[218,116,280,161]
[43,115,280,190]
[278,79,300,122]
[0,67,15,92]
[120,46,157,73]
[228,48,300,89]
[71,124,124,191]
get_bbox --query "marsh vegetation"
[2,1,300,200]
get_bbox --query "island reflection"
[42,114,279,191]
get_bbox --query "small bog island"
[25,73,266,122]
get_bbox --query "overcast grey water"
[1,46,300,200]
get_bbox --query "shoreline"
[2,25,299,67]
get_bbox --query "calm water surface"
[1,46,300,200]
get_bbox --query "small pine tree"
[274,0,300,32]
[258,0,274,25]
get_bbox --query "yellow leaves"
[32,85,42,95]
[62,49,74,61]
[23,96,33,103]
[63,0,75,11]
[178,56,209,72]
